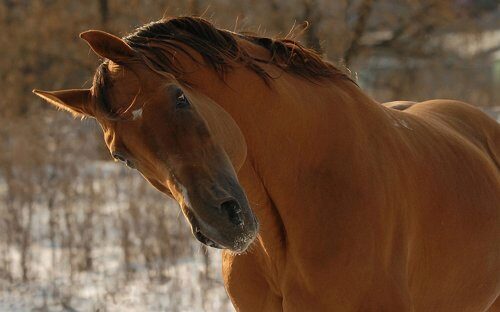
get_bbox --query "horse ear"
[80,30,136,63]
[33,89,93,118]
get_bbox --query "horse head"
[33,28,258,253]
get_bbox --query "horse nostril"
[220,199,244,226]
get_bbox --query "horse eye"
[176,93,190,108]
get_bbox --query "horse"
[33,17,499,311]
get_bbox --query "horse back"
[395,99,500,311]
[383,100,417,111]
[407,99,500,170]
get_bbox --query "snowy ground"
[0,239,233,312]
[0,162,234,312]
[0,238,233,312]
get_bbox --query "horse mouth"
[184,205,258,252]
[193,227,224,249]
[185,208,226,249]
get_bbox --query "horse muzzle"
[183,184,259,253]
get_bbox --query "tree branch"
[343,0,374,66]
[372,1,438,49]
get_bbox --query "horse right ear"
[80,30,136,64]
[33,88,93,118]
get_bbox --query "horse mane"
[93,16,353,117]
[122,16,351,82]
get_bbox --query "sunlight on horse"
[34,17,499,312]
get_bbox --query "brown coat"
[34,17,499,311]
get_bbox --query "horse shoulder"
[222,250,283,311]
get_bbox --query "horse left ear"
[80,30,136,63]
[33,88,93,118]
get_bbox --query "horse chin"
[187,209,258,253]
[193,228,225,249]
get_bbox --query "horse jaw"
[183,87,248,172]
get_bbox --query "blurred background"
[0,0,498,311]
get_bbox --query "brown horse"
[34,17,499,311]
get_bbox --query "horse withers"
[34,17,499,311]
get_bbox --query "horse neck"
[192,68,388,174]
[191,67,392,257]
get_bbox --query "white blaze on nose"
[132,108,143,120]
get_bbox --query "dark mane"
[93,62,112,116]
[93,16,353,117]
[123,16,350,82]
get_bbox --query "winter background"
[1,1,499,311]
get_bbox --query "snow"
[0,162,234,311]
